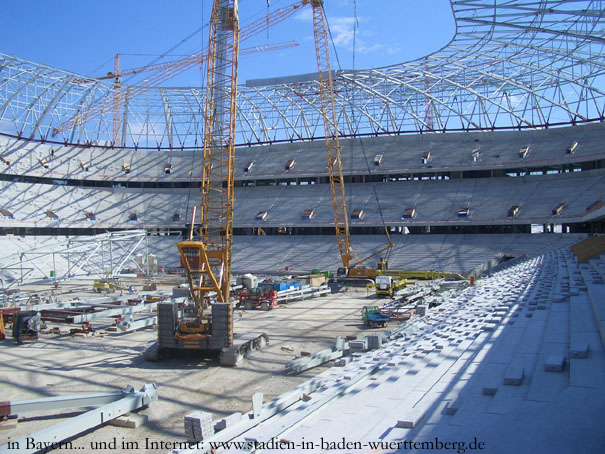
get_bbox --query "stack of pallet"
[184,411,214,442]
[157,302,178,349]
[367,334,383,350]
[209,303,232,348]
[349,339,368,353]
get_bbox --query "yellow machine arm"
[177,0,239,317]
[311,0,392,274]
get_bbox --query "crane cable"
[185,0,207,232]
[324,2,393,263]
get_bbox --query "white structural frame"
[0,1,604,149]
[0,230,148,288]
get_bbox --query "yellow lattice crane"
[150,1,318,366]
[149,0,265,366]
[175,0,240,354]
[310,0,393,278]
[179,0,239,309]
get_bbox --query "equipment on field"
[93,277,128,293]
[150,0,269,366]
[375,275,408,297]
[361,306,390,328]
[238,287,278,311]
[12,311,40,344]
[311,0,393,279]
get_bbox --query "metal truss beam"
[0,230,148,288]
[0,0,605,147]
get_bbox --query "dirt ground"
[0,282,389,454]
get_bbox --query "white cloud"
[326,15,387,56]
[357,43,384,55]
[328,16,356,47]
[386,46,400,56]
[294,9,385,57]
[295,8,313,22]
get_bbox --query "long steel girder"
[0,0,605,149]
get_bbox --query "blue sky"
[1,0,455,87]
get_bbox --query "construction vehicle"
[373,259,467,293]
[361,306,390,328]
[92,277,128,293]
[375,275,408,297]
[238,287,278,311]
[149,0,270,367]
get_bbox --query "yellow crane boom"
[177,0,239,327]
[310,0,392,275]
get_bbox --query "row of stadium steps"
[226,244,605,450]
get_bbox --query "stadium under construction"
[1,1,605,453]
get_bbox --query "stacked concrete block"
[482,376,500,395]
[335,357,350,367]
[184,411,214,441]
[367,334,383,350]
[503,365,525,385]
[349,339,368,353]
[396,407,426,428]
[157,302,178,349]
[416,304,428,316]
[570,342,589,359]
[172,286,190,298]
[210,303,232,349]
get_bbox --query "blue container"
[263,281,301,292]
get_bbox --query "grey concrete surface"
[0,286,386,454]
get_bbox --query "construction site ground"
[0,282,391,454]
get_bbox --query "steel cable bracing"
[340,0,392,263]
[1,0,605,148]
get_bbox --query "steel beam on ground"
[116,315,157,332]
[276,284,330,303]
[0,389,139,417]
[285,345,347,373]
[61,302,159,324]
[0,384,157,454]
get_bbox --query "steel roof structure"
[1,0,604,150]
